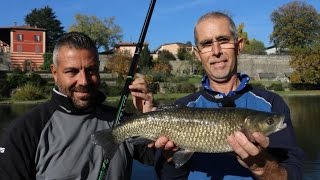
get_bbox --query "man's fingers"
[253,132,269,148]
[154,136,169,148]
[227,133,249,159]
[235,132,260,156]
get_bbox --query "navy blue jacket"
[157,74,304,180]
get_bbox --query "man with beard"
[0,32,157,179]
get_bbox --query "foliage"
[106,53,131,78]
[0,79,11,97]
[290,44,320,86]
[192,60,204,75]
[7,70,29,89]
[177,83,197,93]
[267,83,284,91]
[152,61,172,75]
[5,70,47,97]
[157,50,176,61]
[69,14,122,51]
[289,83,320,90]
[249,82,265,89]
[28,73,47,86]
[270,1,320,50]
[41,53,53,71]
[166,76,189,83]
[12,83,46,101]
[242,39,266,55]
[160,82,197,94]
[177,47,194,60]
[25,6,65,52]
[139,45,153,69]
[237,23,249,45]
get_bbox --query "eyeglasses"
[197,39,236,54]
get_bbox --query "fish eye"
[266,118,274,125]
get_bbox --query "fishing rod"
[97,0,157,179]
[113,0,157,127]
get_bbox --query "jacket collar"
[201,73,250,98]
[52,87,106,114]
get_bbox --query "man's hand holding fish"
[227,131,288,179]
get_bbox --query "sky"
[1,0,320,51]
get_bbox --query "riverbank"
[1,90,320,104]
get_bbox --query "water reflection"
[283,96,320,179]
[0,96,320,179]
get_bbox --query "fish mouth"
[276,115,287,132]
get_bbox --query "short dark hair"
[53,32,99,66]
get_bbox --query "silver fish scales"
[111,106,285,153]
[92,105,286,167]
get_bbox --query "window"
[35,45,40,53]
[34,35,41,42]
[17,45,23,52]
[17,34,23,41]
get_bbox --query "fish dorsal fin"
[172,150,194,168]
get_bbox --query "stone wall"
[237,54,292,80]
[169,54,292,81]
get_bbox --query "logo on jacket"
[0,147,5,153]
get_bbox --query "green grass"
[187,75,202,84]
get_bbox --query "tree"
[25,6,65,52]
[177,47,194,60]
[41,53,53,71]
[237,23,249,45]
[270,1,320,50]
[242,39,266,55]
[157,50,176,61]
[152,61,172,75]
[139,45,153,69]
[69,14,122,51]
[106,53,131,78]
[290,43,320,86]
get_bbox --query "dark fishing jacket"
[157,73,304,180]
[0,88,154,180]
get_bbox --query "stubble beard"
[56,83,98,110]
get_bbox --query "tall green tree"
[237,23,249,45]
[270,1,320,50]
[69,14,122,51]
[25,6,65,52]
[157,50,176,61]
[139,45,153,69]
[242,39,266,55]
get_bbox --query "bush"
[249,82,265,89]
[0,79,11,98]
[167,76,189,83]
[289,83,320,90]
[268,83,284,91]
[28,73,47,86]
[7,70,29,88]
[12,83,46,101]
[106,86,123,96]
[177,83,197,93]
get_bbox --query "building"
[151,42,194,60]
[0,25,46,71]
[113,42,148,57]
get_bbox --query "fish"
[91,105,287,168]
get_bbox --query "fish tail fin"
[91,129,119,159]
